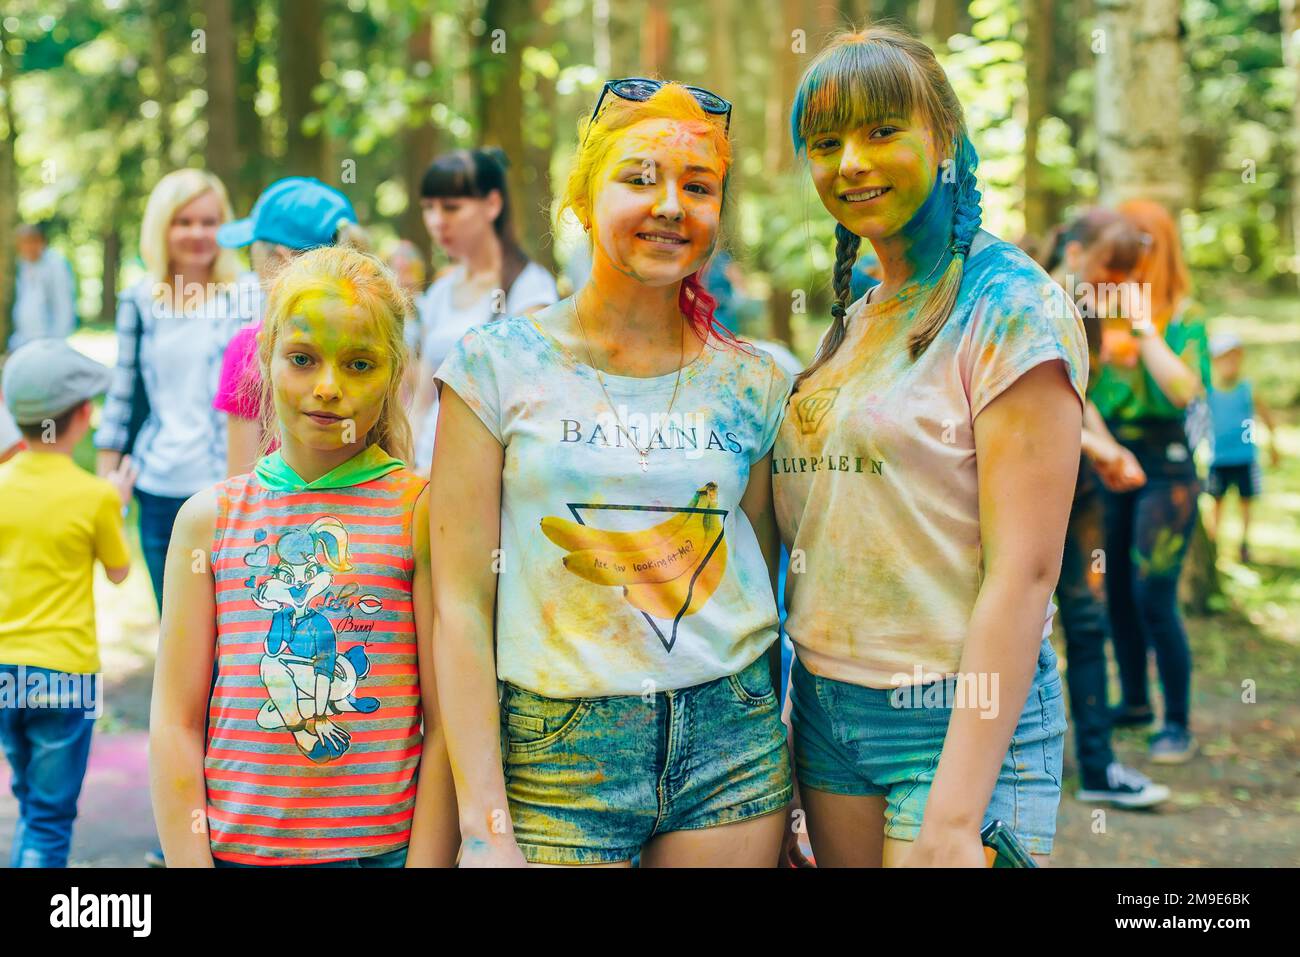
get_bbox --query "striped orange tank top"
[207,467,426,864]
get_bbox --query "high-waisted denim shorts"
[790,638,1066,855]
[500,654,793,865]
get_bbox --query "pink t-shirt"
[214,321,262,420]
[773,235,1088,688]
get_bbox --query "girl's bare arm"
[148,487,219,867]
[405,485,461,866]
[907,361,1081,865]
[428,385,523,865]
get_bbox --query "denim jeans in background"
[1056,461,1117,789]
[135,488,188,614]
[0,664,97,867]
[1103,428,1199,728]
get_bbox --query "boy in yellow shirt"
[0,339,135,867]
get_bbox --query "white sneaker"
[1076,762,1171,809]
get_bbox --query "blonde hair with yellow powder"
[559,81,739,343]
[560,82,732,229]
[257,246,415,464]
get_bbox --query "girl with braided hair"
[772,26,1089,866]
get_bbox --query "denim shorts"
[500,654,793,865]
[790,638,1066,855]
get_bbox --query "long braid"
[794,223,861,392]
[907,134,982,359]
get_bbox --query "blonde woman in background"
[96,168,257,614]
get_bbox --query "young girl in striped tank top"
[150,246,457,867]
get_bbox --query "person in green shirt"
[1091,199,1209,766]
[1041,207,1172,808]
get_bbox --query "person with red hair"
[1091,199,1210,765]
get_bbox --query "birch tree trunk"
[1281,0,1300,290]
[1095,0,1185,209]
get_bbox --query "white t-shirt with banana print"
[436,312,791,699]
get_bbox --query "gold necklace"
[572,297,685,472]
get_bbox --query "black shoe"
[1110,705,1156,728]
[1077,762,1171,808]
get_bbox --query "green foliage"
[3,0,1300,335]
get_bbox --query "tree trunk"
[523,0,557,273]
[764,0,802,178]
[592,0,612,76]
[151,0,174,167]
[1094,0,1185,209]
[918,0,960,43]
[764,0,806,347]
[279,0,326,180]
[204,0,240,193]
[640,1,673,78]
[476,0,529,258]
[401,12,436,264]
[100,225,121,326]
[709,0,734,108]
[234,0,264,213]
[1023,0,1052,239]
[1281,0,1300,290]
[0,21,17,346]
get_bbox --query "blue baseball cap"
[217,177,357,250]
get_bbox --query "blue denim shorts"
[790,638,1066,855]
[500,654,793,864]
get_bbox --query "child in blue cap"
[212,178,368,476]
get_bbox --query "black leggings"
[1101,432,1199,728]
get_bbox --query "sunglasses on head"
[585,77,732,144]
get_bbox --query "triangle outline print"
[565,501,727,653]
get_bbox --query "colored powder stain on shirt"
[774,231,1087,689]
[436,311,790,698]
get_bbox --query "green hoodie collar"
[254,444,404,492]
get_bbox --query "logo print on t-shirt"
[540,483,728,653]
[795,387,840,434]
[242,517,385,764]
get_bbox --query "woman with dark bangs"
[430,81,792,867]
[774,26,1089,866]
[408,148,557,472]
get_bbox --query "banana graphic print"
[541,483,728,638]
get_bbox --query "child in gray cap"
[0,339,136,866]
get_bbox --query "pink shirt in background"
[214,321,262,420]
